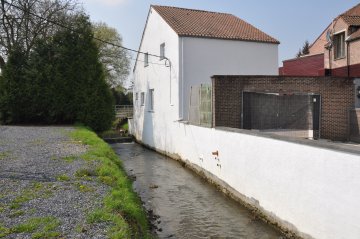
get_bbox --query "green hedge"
[0,15,114,132]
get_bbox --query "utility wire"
[1,0,168,62]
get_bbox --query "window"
[160,43,165,60]
[149,89,154,111]
[135,92,138,102]
[144,53,149,67]
[334,32,345,59]
[141,92,145,106]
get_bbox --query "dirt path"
[0,126,110,238]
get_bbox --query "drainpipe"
[347,41,350,77]
[329,48,332,76]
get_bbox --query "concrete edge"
[215,127,360,156]
[132,137,314,239]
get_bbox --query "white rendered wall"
[129,119,360,239]
[180,37,279,119]
[132,7,180,154]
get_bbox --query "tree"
[0,0,79,62]
[296,40,310,58]
[0,14,115,131]
[296,48,302,58]
[302,40,310,55]
[93,21,130,88]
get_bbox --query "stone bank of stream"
[112,142,286,239]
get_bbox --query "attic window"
[334,32,345,59]
[144,53,149,67]
[160,43,165,60]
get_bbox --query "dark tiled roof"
[341,4,360,26]
[342,15,360,26]
[152,5,279,44]
[348,29,360,42]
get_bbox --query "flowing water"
[112,143,285,239]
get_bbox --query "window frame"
[160,43,165,60]
[144,53,149,67]
[149,89,154,112]
[333,31,346,60]
[140,92,145,106]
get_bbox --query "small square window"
[141,92,145,106]
[160,43,165,60]
[149,89,154,111]
[144,53,149,67]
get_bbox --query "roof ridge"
[341,3,360,16]
[151,5,233,16]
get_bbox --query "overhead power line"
[1,0,169,65]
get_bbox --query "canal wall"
[129,119,360,239]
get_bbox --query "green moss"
[9,202,21,210]
[62,155,77,163]
[75,168,98,178]
[70,127,152,239]
[0,151,11,160]
[75,183,94,193]
[56,174,70,181]
[9,210,25,218]
[11,216,60,238]
[0,224,10,238]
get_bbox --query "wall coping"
[282,53,324,63]
[211,75,355,81]
[213,126,360,156]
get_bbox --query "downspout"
[180,37,184,120]
[329,48,332,76]
[347,41,350,77]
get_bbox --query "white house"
[132,5,279,147]
[131,6,360,239]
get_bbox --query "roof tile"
[341,4,360,26]
[152,5,279,44]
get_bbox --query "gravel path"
[0,126,110,238]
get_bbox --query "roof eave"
[178,34,280,44]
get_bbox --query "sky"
[81,0,359,68]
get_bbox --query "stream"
[112,142,285,239]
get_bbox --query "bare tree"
[93,21,130,88]
[0,0,80,62]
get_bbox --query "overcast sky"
[81,0,359,67]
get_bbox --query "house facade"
[280,3,360,77]
[130,6,360,239]
[132,5,279,148]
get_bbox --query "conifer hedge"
[0,15,114,132]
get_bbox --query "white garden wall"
[129,119,360,239]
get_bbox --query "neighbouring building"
[132,5,279,146]
[280,3,360,77]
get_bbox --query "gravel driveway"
[0,126,110,238]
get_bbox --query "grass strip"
[70,127,152,239]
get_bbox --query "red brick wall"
[331,63,360,77]
[280,54,325,76]
[212,76,355,141]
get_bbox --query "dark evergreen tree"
[0,15,115,131]
[302,40,310,55]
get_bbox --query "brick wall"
[212,76,355,141]
[330,63,360,77]
[280,54,324,76]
